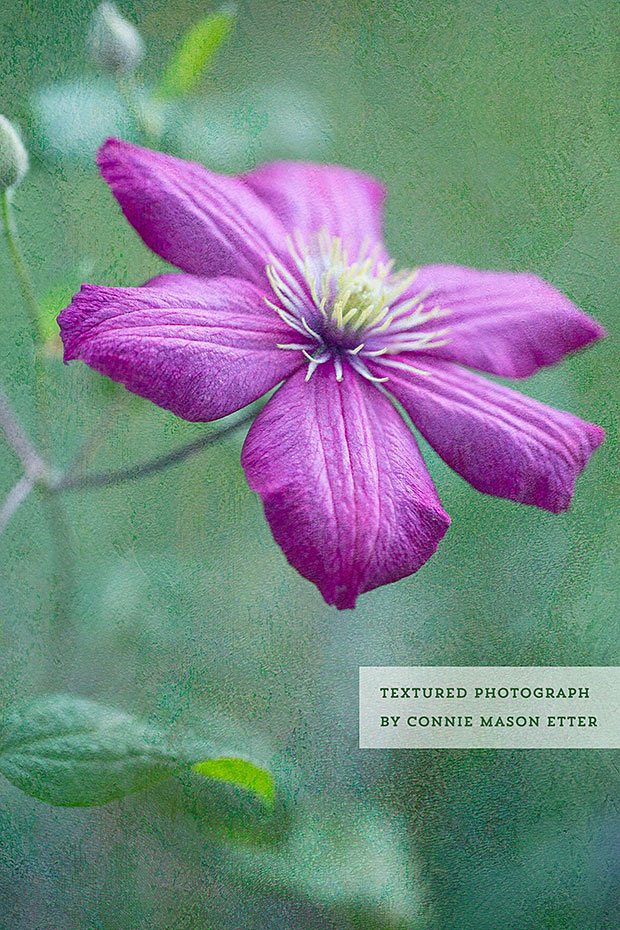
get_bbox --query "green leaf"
[192,757,275,807]
[0,695,184,806]
[155,8,237,100]
[0,694,274,808]
[149,767,291,848]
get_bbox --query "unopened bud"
[88,2,144,74]
[0,115,29,191]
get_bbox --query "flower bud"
[0,115,29,191]
[88,2,144,74]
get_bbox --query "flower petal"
[97,139,290,284]
[241,364,450,609]
[59,274,302,421]
[396,264,605,378]
[380,355,604,512]
[244,161,387,260]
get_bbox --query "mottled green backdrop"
[1,1,618,928]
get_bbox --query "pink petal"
[244,161,387,260]
[398,264,605,378]
[381,355,604,512]
[241,364,450,609]
[98,139,290,284]
[59,274,302,421]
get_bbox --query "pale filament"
[265,229,451,384]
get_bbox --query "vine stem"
[1,188,74,624]
[53,404,260,492]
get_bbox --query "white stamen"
[277,342,316,351]
[377,327,451,354]
[376,357,433,377]
[305,360,319,381]
[301,317,322,340]
[263,229,451,383]
[266,265,305,316]
[372,304,450,337]
[263,297,306,335]
[361,347,389,357]
[348,355,389,383]
[304,348,331,381]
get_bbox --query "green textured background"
[1,1,619,927]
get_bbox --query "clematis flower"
[59,139,605,609]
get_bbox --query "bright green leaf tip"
[155,8,237,101]
[192,757,275,807]
[0,695,275,811]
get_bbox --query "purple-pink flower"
[59,139,605,609]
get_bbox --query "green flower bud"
[88,2,145,74]
[0,115,29,191]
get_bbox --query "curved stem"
[1,189,50,450]
[0,475,35,534]
[1,191,40,339]
[1,190,73,624]
[54,404,260,492]
[0,380,49,480]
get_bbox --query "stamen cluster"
[266,230,451,383]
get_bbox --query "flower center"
[265,230,451,383]
[305,231,411,341]
[329,275,384,336]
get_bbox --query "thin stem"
[1,188,52,458]
[54,405,260,492]
[116,73,160,147]
[0,380,49,480]
[0,475,35,534]
[1,189,74,625]
[1,190,40,341]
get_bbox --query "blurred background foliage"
[0,0,619,927]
